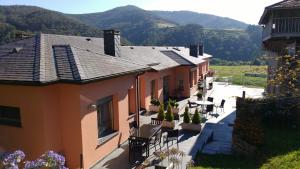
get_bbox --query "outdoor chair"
[215,99,225,113]
[151,118,162,125]
[129,121,138,135]
[206,105,218,118]
[188,100,198,108]
[163,129,179,148]
[128,137,148,163]
[207,97,214,102]
[149,129,162,151]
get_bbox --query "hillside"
[0,5,263,62]
[70,5,262,61]
[0,5,103,45]
[152,11,248,30]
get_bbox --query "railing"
[262,17,300,40]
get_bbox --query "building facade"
[0,31,211,168]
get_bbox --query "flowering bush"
[0,150,67,169]
[24,151,67,169]
[1,150,25,169]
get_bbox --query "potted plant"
[162,103,175,129]
[168,99,179,114]
[157,104,165,121]
[196,91,203,100]
[150,98,160,112]
[181,108,202,132]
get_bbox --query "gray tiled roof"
[0,33,149,84]
[259,0,300,24]
[160,51,191,65]
[121,46,211,71]
[267,0,300,9]
[0,33,212,85]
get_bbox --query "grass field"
[193,127,300,169]
[211,65,267,88]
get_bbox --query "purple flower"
[1,150,25,169]
[24,158,47,169]
[24,151,68,169]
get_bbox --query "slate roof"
[259,0,300,24]
[121,46,211,71]
[0,33,212,85]
[266,0,300,9]
[0,33,149,85]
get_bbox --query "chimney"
[199,43,204,56]
[103,30,121,57]
[189,44,199,58]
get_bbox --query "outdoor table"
[195,100,214,113]
[130,124,162,157]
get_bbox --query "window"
[0,106,21,127]
[150,80,156,99]
[97,96,115,140]
[178,80,184,91]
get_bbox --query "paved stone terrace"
[92,83,264,169]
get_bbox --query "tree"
[165,103,174,122]
[157,104,165,120]
[192,108,201,124]
[268,55,300,97]
[183,107,191,123]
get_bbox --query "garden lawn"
[211,65,267,88]
[192,127,300,169]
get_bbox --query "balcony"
[262,17,300,41]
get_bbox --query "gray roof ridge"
[39,33,46,82]
[42,32,103,40]
[70,46,87,80]
[32,34,41,82]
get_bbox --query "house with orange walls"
[121,45,211,110]
[0,30,211,168]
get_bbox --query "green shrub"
[157,104,165,120]
[168,98,179,108]
[197,92,203,99]
[192,108,201,124]
[165,103,174,122]
[151,98,160,106]
[183,107,191,123]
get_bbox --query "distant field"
[211,65,267,88]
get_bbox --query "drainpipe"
[135,72,146,128]
[135,74,140,128]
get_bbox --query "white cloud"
[143,0,280,24]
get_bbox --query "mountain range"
[0,5,262,62]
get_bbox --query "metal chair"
[188,100,198,108]
[207,97,214,102]
[164,129,179,148]
[206,105,218,118]
[128,137,147,163]
[129,121,138,135]
[151,118,162,125]
[215,99,225,113]
[149,129,162,151]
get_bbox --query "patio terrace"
[91,82,264,169]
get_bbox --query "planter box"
[162,121,175,129]
[171,107,179,114]
[149,105,160,112]
[181,123,202,132]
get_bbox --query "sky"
[0,0,281,24]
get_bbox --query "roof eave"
[0,67,151,86]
